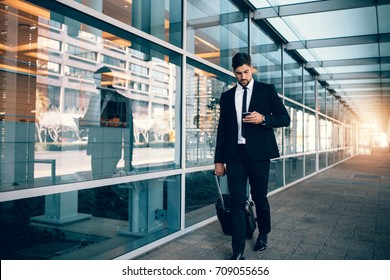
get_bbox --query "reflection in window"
[187,0,248,68]
[64,66,94,79]
[101,54,126,69]
[345,127,352,148]
[303,71,315,109]
[326,93,334,118]
[185,170,219,227]
[304,110,316,152]
[47,62,60,74]
[319,152,327,170]
[285,156,304,185]
[319,117,327,150]
[0,3,181,191]
[328,151,335,166]
[251,21,282,91]
[0,175,180,259]
[318,86,326,115]
[268,159,283,192]
[285,102,304,154]
[130,63,149,76]
[305,154,316,176]
[185,60,235,167]
[38,36,61,51]
[334,123,340,148]
[326,120,334,149]
[284,52,302,102]
[77,0,182,47]
[334,100,340,121]
[66,44,97,61]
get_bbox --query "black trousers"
[226,144,271,254]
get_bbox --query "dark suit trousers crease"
[226,144,271,254]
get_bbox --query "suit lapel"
[248,81,265,112]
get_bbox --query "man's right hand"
[214,163,225,176]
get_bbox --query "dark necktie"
[242,86,247,138]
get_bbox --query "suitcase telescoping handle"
[214,174,226,211]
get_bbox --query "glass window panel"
[272,0,324,5]
[334,122,340,148]
[380,42,390,56]
[249,0,271,8]
[297,49,317,62]
[285,156,304,185]
[340,106,347,124]
[326,119,334,149]
[284,52,302,102]
[334,100,340,120]
[336,149,343,163]
[268,159,283,192]
[380,63,390,71]
[327,151,335,166]
[186,0,248,68]
[378,5,390,33]
[185,59,236,167]
[318,116,327,151]
[314,67,328,74]
[345,147,352,159]
[345,87,388,92]
[303,70,315,109]
[284,7,377,40]
[326,93,334,118]
[318,85,326,115]
[345,127,352,148]
[267,17,299,41]
[0,3,181,191]
[305,153,316,176]
[76,0,182,48]
[324,64,380,74]
[311,44,379,61]
[304,110,316,152]
[251,21,282,91]
[319,151,327,170]
[284,101,303,154]
[185,170,219,227]
[0,175,181,259]
[250,0,320,8]
[274,126,285,156]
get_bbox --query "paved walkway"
[136,150,390,260]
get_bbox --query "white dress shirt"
[235,79,254,144]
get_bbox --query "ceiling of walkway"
[248,0,390,131]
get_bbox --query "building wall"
[0,0,353,260]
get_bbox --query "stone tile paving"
[136,151,390,260]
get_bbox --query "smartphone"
[242,112,251,119]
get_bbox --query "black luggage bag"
[214,175,257,239]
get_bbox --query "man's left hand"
[242,111,264,124]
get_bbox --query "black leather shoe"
[254,234,268,251]
[230,252,245,260]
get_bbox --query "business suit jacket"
[215,81,290,163]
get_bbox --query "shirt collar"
[237,78,254,92]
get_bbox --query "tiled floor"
[136,150,390,260]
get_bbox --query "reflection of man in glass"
[81,66,133,179]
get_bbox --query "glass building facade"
[0,0,353,260]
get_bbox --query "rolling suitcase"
[214,175,257,239]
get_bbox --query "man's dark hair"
[232,53,252,69]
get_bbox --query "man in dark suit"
[214,53,290,260]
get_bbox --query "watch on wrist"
[262,116,266,123]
